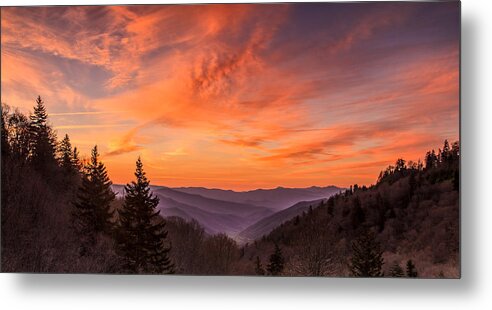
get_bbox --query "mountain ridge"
[171,185,342,210]
[111,184,342,238]
[236,198,326,244]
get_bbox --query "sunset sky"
[0,2,460,190]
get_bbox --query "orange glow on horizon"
[1,3,459,190]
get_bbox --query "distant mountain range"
[235,198,326,244]
[111,184,343,241]
[172,186,341,211]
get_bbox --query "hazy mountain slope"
[236,199,325,243]
[156,196,249,235]
[152,187,273,219]
[173,186,342,210]
[111,184,275,236]
[112,184,341,239]
[113,185,272,218]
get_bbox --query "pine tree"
[255,256,265,275]
[266,243,284,276]
[72,145,115,254]
[425,149,438,170]
[116,157,174,274]
[349,230,384,277]
[395,158,406,172]
[406,260,418,277]
[28,96,56,172]
[351,196,365,229]
[72,146,82,172]
[451,141,460,164]
[58,134,74,173]
[442,140,450,164]
[389,262,405,277]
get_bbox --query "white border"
[2,0,492,309]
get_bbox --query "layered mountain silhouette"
[111,184,342,239]
[235,198,326,243]
[172,186,341,211]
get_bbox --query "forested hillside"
[239,141,460,277]
[1,97,459,277]
[1,98,173,273]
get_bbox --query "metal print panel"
[0,1,460,277]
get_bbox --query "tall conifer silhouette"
[116,157,174,274]
[28,96,56,172]
[72,145,115,254]
[58,134,75,173]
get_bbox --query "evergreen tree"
[28,96,57,172]
[425,150,438,170]
[58,134,74,172]
[351,196,365,229]
[451,141,460,164]
[255,256,265,275]
[266,243,284,276]
[406,260,418,277]
[72,146,82,172]
[395,158,406,172]
[349,230,384,277]
[116,157,174,274]
[442,140,450,164]
[389,262,405,277]
[72,145,115,254]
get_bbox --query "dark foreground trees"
[1,98,112,272]
[406,260,418,277]
[349,230,384,277]
[28,96,57,174]
[1,98,460,277]
[115,158,174,274]
[389,262,405,277]
[72,146,115,255]
[267,243,285,275]
[255,256,265,275]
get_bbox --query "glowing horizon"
[0,3,459,191]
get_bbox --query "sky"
[0,2,460,190]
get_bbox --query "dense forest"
[245,141,460,277]
[1,97,459,277]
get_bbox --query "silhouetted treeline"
[136,140,460,277]
[2,98,88,272]
[240,140,459,277]
[1,97,173,273]
[1,97,459,277]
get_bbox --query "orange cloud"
[1,4,459,190]
[106,128,143,157]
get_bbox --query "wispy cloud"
[50,111,124,116]
[1,3,459,189]
[54,124,129,130]
[105,128,143,157]
[162,148,188,157]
